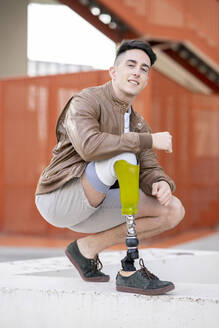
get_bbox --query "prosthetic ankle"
[114,160,140,272]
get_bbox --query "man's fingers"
[152,132,173,152]
[158,194,172,206]
[157,187,171,204]
[163,199,170,207]
[152,187,157,195]
[158,194,169,205]
[152,183,159,195]
[153,181,172,205]
[156,185,168,198]
[165,136,172,153]
[166,146,172,153]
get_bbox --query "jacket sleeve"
[136,117,176,195]
[64,92,152,162]
[139,147,176,195]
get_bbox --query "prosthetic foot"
[114,160,140,272]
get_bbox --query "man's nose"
[132,68,141,77]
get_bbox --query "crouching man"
[35,39,185,295]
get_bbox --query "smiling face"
[109,48,151,103]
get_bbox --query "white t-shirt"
[124,106,131,133]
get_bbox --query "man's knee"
[95,152,137,186]
[164,196,185,230]
[83,152,137,207]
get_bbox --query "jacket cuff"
[139,133,152,150]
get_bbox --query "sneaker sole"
[65,249,110,282]
[116,283,175,295]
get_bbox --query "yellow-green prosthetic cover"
[114,160,140,215]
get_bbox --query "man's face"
[110,49,151,100]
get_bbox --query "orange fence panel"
[0,71,109,238]
[150,70,219,233]
[0,82,3,232]
[0,70,218,239]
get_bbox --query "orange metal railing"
[99,0,219,64]
[0,70,218,238]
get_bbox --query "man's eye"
[128,64,134,67]
[142,68,149,73]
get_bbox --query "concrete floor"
[0,232,219,327]
[171,231,219,251]
[0,246,64,262]
[0,231,219,262]
[0,248,219,328]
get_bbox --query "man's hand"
[152,181,172,206]
[151,132,172,153]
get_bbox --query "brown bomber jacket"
[35,81,175,195]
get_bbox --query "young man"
[35,40,185,295]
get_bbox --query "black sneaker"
[116,258,174,295]
[65,240,110,282]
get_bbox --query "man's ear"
[109,66,116,80]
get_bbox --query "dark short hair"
[115,39,157,66]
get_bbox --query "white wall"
[0,0,28,78]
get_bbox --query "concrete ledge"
[0,249,219,328]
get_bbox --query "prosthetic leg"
[114,160,140,272]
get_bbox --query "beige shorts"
[35,178,126,233]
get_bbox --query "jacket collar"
[104,81,130,114]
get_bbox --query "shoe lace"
[139,258,159,280]
[91,255,103,272]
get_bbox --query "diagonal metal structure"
[58,0,219,93]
